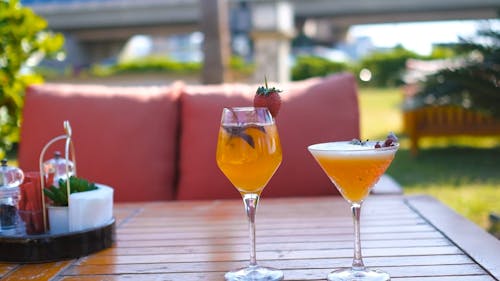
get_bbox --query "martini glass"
[216,107,283,281]
[308,140,399,281]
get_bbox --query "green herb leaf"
[43,176,98,206]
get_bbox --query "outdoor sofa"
[18,72,361,202]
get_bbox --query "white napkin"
[69,184,113,232]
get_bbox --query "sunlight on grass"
[418,136,500,150]
[358,87,403,140]
[405,185,499,228]
[359,87,500,230]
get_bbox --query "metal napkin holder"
[38,120,77,233]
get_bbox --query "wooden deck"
[1,195,499,280]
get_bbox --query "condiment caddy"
[0,121,115,263]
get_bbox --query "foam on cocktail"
[309,141,397,157]
[308,141,398,203]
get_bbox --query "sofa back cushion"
[176,72,360,200]
[19,83,182,202]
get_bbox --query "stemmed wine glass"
[216,107,284,281]
[308,139,399,281]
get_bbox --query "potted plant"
[43,176,98,234]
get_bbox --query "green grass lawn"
[359,87,500,230]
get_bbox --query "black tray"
[0,218,115,263]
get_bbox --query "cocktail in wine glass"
[216,107,284,281]
[308,136,399,281]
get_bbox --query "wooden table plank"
[114,226,436,242]
[118,217,426,231]
[394,277,496,281]
[279,264,491,280]
[0,264,18,278]
[58,276,497,281]
[406,195,500,279]
[65,255,474,275]
[113,231,444,247]
[56,263,493,281]
[115,231,448,248]
[99,238,451,256]
[77,246,464,265]
[1,261,72,281]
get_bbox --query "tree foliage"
[291,56,349,81]
[0,0,64,157]
[358,45,422,87]
[411,29,500,118]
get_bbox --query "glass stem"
[243,193,260,266]
[351,203,366,271]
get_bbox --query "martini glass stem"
[243,193,260,266]
[351,203,366,270]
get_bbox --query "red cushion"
[19,83,182,202]
[176,73,360,200]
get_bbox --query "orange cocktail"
[217,107,284,281]
[309,142,396,203]
[308,138,399,281]
[216,123,282,194]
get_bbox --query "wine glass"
[308,140,399,281]
[216,107,284,281]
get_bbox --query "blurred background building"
[21,0,500,83]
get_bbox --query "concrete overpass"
[24,0,500,82]
[30,0,499,40]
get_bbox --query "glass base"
[327,267,390,281]
[225,265,284,281]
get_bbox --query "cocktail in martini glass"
[308,135,399,281]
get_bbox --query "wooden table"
[1,195,499,280]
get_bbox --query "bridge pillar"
[62,34,88,68]
[200,0,231,84]
[81,40,127,64]
[63,34,128,71]
[251,1,294,84]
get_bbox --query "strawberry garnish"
[254,78,282,118]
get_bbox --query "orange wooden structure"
[403,105,500,155]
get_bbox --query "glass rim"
[223,106,270,112]
[308,140,400,152]
[221,106,274,125]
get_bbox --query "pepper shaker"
[0,159,24,233]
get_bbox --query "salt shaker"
[43,151,75,186]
